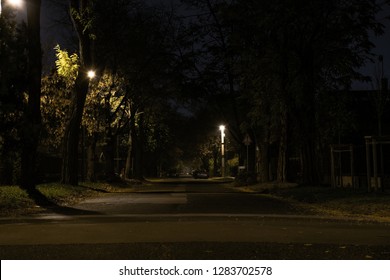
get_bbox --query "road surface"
[1,179,390,259]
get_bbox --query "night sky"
[10,0,390,89]
[354,5,390,90]
[37,0,390,90]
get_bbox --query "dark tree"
[19,0,42,194]
[91,0,178,180]
[61,0,94,185]
[0,6,27,185]
[226,0,385,184]
[171,0,246,169]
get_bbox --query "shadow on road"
[24,188,101,216]
[44,205,101,216]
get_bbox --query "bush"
[0,152,21,185]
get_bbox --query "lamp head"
[9,0,23,7]
[87,70,96,79]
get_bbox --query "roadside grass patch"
[0,186,34,216]
[321,194,390,216]
[36,183,95,205]
[0,182,112,216]
[269,185,390,221]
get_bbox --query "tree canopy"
[0,0,388,187]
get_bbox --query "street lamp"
[9,0,22,6]
[87,70,96,79]
[219,125,225,177]
[1,0,23,14]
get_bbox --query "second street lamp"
[8,0,22,6]
[219,125,225,177]
[87,70,96,79]
[1,0,23,15]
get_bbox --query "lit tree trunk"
[61,0,93,185]
[20,0,42,193]
[61,69,90,185]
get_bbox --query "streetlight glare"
[1,0,23,14]
[219,125,226,177]
[8,0,23,7]
[219,125,225,140]
[87,70,96,79]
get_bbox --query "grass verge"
[0,182,115,217]
[2,182,390,222]
[255,184,390,223]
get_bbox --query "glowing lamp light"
[87,70,96,79]
[8,0,23,7]
[1,0,23,14]
[219,125,226,177]
[219,125,225,142]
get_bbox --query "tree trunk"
[103,136,116,181]
[301,136,319,185]
[297,47,320,185]
[213,149,218,177]
[20,0,42,192]
[258,141,270,183]
[125,132,133,179]
[86,134,97,182]
[299,91,319,185]
[61,72,89,185]
[125,115,135,179]
[277,103,287,183]
[102,94,116,181]
[61,0,93,185]
[133,114,145,179]
[276,32,290,184]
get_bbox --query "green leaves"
[70,4,96,37]
[54,45,80,87]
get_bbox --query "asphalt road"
[1,179,390,259]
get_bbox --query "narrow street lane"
[1,179,390,259]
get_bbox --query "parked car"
[193,170,209,179]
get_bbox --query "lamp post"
[219,125,225,177]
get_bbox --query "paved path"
[1,214,390,246]
[1,180,390,259]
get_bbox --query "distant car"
[193,170,209,179]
